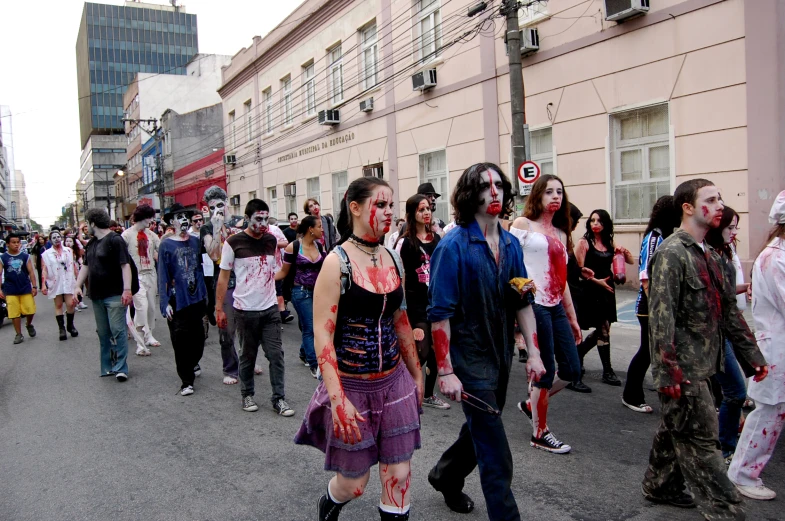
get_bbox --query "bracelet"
[439,372,454,377]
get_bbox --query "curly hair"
[644,195,680,239]
[523,174,573,249]
[451,163,514,226]
[85,208,111,229]
[203,185,227,203]
[132,204,155,222]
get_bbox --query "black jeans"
[429,369,519,521]
[166,301,206,388]
[413,321,437,398]
[623,315,651,405]
[235,305,285,403]
[204,275,215,318]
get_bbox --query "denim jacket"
[428,220,533,390]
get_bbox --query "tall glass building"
[75,1,198,148]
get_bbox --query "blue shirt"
[157,236,207,316]
[1,251,33,295]
[428,220,534,390]
[636,229,663,316]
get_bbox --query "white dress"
[748,238,785,405]
[42,247,77,299]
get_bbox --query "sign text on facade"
[277,132,356,163]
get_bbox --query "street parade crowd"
[1,167,785,521]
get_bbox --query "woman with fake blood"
[727,191,785,501]
[395,194,450,410]
[573,210,634,387]
[510,174,582,454]
[41,228,80,341]
[295,177,423,521]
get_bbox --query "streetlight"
[117,169,124,176]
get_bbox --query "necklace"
[350,238,380,268]
[349,234,380,247]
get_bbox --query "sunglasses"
[192,218,203,222]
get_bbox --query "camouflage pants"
[643,380,745,521]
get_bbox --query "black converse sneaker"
[318,493,347,521]
[530,430,571,454]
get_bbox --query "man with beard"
[74,209,134,381]
[642,179,768,519]
[121,205,161,356]
[215,199,293,416]
[158,203,207,396]
[426,163,545,520]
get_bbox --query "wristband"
[439,372,454,377]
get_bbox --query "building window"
[284,183,297,215]
[268,187,278,218]
[611,104,671,223]
[518,1,549,27]
[281,76,293,127]
[249,190,257,201]
[263,88,273,134]
[244,99,253,142]
[419,150,449,224]
[361,23,378,90]
[416,0,441,63]
[363,163,384,178]
[332,171,348,216]
[328,44,343,105]
[303,62,316,116]
[228,110,236,151]
[530,128,554,176]
[307,177,320,203]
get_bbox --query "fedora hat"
[416,182,441,198]
[164,202,194,223]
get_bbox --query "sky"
[0,0,300,226]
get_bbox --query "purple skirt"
[294,363,421,478]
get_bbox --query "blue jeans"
[291,286,316,370]
[429,370,519,521]
[715,339,747,457]
[92,295,129,376]
[532,303,581,389]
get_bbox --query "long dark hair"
[644,195,679,239]
[69,240,83,262]
[583,209,614,250]
[523,174,573,249]
[400,194,431,252]
[336,177,391,244]
[706,206,739,257]
[297,215,319,236]
[452,163,514,226]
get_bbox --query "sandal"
[622,398,653,414]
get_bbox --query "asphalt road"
[0,290,782,521]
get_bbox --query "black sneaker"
[317,493,346,521]
[518,349,528,363]
[26,324,36,337]
[517,400,532,424]
[242,396,259,412]
[281,310,294,324]
[309,367,319,379]
[427,472,474,514]
[530,430,571,454]
[602,370,622,386]
[273,398,295,417]
[566,380,592,393]
[641,483,696,508]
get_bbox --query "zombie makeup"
[208,198,229,224]
[358,187,394,240]
[695,185,724,228]
[248,211,270,235]
[50,231,63,246]
[477,169,503,217]
[542,179,563,213]
[589,213,603,234]
[308,199,321,217]
[172,213,191,233]
[65,237,74,248]
[415,199,431,225]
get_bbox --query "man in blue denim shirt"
[426,163,545,521]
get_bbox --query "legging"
[35,259,43,288]
[623,315,651,405]
[413,321,437,398]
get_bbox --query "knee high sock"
[56,315,65,330]
[379,503,410,520]
[577,331,598,363]
[597,343,614,373]
[66,312,76,331]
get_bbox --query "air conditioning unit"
[360,98,374,112]
[284,183,296,197]
[520,28,539,56]
[229,195,240,206]
[604,0,649,22]
[223,154,237,165]
[412,68,437,91]
[318,109,340,126]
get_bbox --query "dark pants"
[429,369,519,521]
[413,321,437,397]
[715,339,747,458]
[643,380,744,520]
[166,301,206,388]
[623,315,651,405]
[235,305,285,403]
[219,288,239,378]
[204,275,215,319]
[532,303,581,389]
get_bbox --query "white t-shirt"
[121,227,160,273]
[731,248,747,311]
[219,231,279,311]
[510,227,568,307]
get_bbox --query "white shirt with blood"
[219,231,279,312]
[510,227,567,307]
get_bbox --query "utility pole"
[501,0,530,208]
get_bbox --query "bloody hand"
[216,309,228,329]
[331,393,366,445]
[659,381,689,400]
[753,365,769,382]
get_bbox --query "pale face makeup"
[722,216,738,245]
[352,186,394,241]
[50,232,63,246]
[64,237,74,248]
[172,213,190,233]
[208,198,229,223]
[541,179,564,214]
[589,213,604,234]
[288,214,298,226]
[248,211,270,235]
[477,169,503,217]
[415,199,432,225]
[307,200,321,217]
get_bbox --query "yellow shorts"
[6,294,36,319]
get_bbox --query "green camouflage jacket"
[647,229,765,388]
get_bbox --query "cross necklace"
[351,239,381,267]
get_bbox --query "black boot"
[318,492,347,521]
[378,506,409,520]
[56,315,67,341]
[577,331,598,364]
[66,312,78,337]
[598,344,621,386]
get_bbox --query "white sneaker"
[135,346,151,356]
[115,372,128,382]
[223,376,238,385]
[194,365,202,377]
[735,483,776,500]
[180,385,194,396]
[254,364,263,375]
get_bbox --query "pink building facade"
[218,0,785,273]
